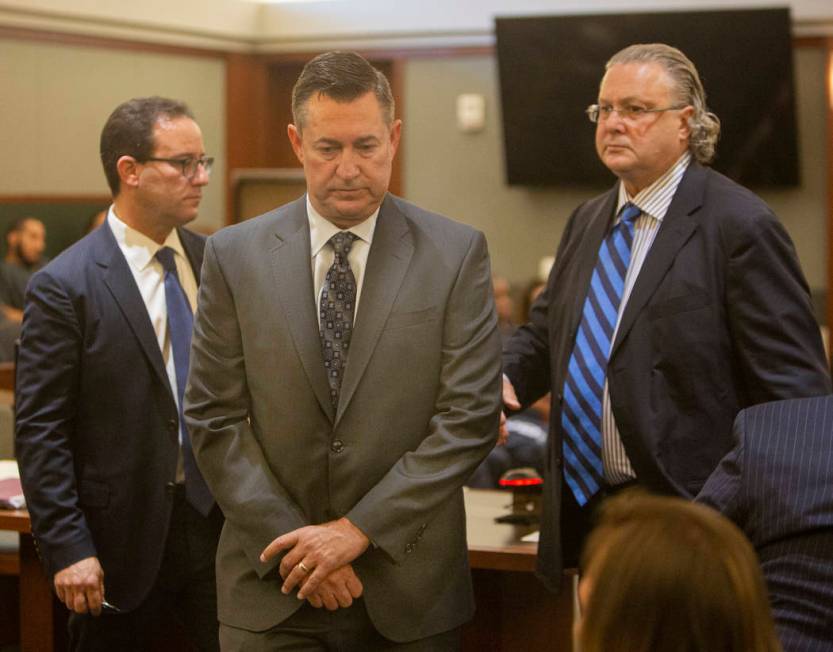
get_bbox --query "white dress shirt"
[307,196,378,327]
[602,152,691,484]
[107,208,198,478]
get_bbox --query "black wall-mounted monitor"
[495,8,799,187]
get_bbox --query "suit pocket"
[384,307,438,331]
[647,288,711,319]
[78,479,110,508]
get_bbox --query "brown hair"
[579,492,781,652]
[100,96,194,196]
[291,51,394,129]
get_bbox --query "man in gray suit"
[185,51,502,650]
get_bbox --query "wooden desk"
[0,509,65,652]
[463,489,574,651]
[2,493,571,651]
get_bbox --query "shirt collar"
[107,206,187,272]
[307,195,379,258]
[616,151,692,223]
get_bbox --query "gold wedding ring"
[298,561,311,574]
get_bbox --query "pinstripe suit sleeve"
[696,411,746,525]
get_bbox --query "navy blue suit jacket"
[503,162,832,590]
[15,221,206,610]
[698,395,833,651]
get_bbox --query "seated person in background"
[520,278,546,324]
[85,209,107,235]
[576,491,781,652]
[468,393,549,488]
[698,395,833,652]
[469,278,549,488]
[0,216,47,323]
[492,274,517,342]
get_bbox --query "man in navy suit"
[502,43,831,591]
[698,395,833,651]
[15,97,222,651]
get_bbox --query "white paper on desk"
[521,530,540,543]
[0,459,24,509]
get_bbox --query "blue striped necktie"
[156,246,214,516]
[561,203,641,506]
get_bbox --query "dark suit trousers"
[68,486,223,652]
[219,599,461,651]
[560,478,640,569]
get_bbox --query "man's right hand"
[53,556,105,615]
[303,564,363,611]
[500,375,521,445]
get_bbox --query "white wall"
[0,38,226,231]
[257,0,833,50]
[2,1,832,50]
[0,0,258,48]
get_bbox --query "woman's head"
[577,492,781,652]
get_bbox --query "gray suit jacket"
[185,194,502,641]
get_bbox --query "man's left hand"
[260,517,370,600]
[304,564,364,610]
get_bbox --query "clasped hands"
[260,517,369,611]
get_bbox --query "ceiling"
[1,0,831,52]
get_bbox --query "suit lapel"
[269,199,336,422]
[96,224,173,396]
[610,164,704,358]
[335,196,414,425]
[564,190,618,353]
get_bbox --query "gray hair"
[607,43,721,164]
[291,51,394,129]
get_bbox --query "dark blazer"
[503,162,832,590]
[15,222,206,611]
[698,396,833,652]
[185,194,502,642]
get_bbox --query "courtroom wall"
[0,37,226,232]
[403,48,829,298]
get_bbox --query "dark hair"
[579,491,781,652]
[291,51,394,129]
[4,216,40,240]
[99,96,194,196]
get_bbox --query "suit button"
[330,439,344,454]
[165,482,177,494]
[168,418,177,433]
[405,543,416,554]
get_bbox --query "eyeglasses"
[142,156,214,179]
[586,104,688,124]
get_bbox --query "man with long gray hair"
[502,43,831,591]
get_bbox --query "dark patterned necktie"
[560,203,641,506]
[156,247,214,516]
[319,232,358,408]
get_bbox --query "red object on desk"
[498,477,543,488]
